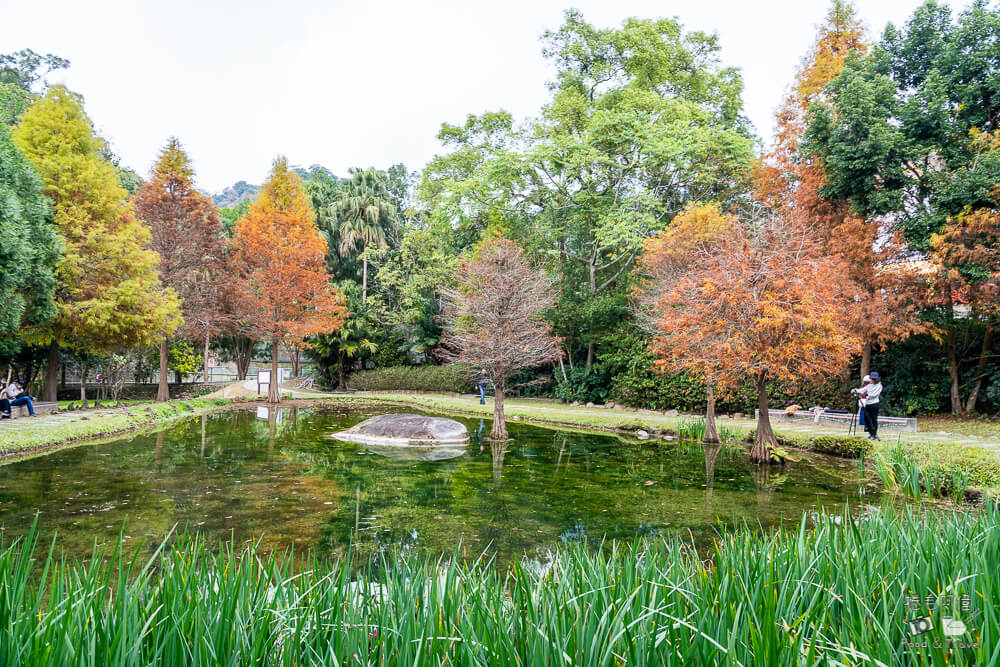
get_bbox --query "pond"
[0,406,883,566]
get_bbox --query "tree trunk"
[157,339,170,402]
[490,386,508,440]
[860,339,872,380]
[946,329,962,415]
[703,384,720,443]
[174,370,182,385]
[963,321,994,415]
[79,359,88,409]
[236,337,252,381]
[44,340,59,402]
[203,332,211,384]
[362,254,368,306]
[750,376,780,464]
[268,337,280,404]
[337,352,346,389]
[61,363,66,390]
[291,348,300,378]
[585,341,594,369]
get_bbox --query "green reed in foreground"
[0,508,996,666]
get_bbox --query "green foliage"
[168,341,201,376]
[218,199,251,237]
[873,441,969,500]
[311,287,380,388]
[0,124,59,335]
[554,365,608,404]
[809,435,873,459]
[421,10,754,372]
[603,325,852,412]
[804,1,1000,251]
[0,49,69,91]
[677,418,707,441]
[147,341,202,378]
[347,365,474,393]
[0,83,30,126]
[1,508,997,664]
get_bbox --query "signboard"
[257,369,271,395]
[206,356,218,368]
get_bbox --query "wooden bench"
[7,401,58,419]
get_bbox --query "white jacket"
[862,382,882,405]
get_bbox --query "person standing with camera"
[860,372,882,440]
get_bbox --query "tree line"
[1,0,998,440]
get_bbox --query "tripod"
[848,394,865,436]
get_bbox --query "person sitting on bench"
[5,380,34,417]
[0,382,10,419]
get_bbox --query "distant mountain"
[212,180,259,208]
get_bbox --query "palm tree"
[330,168,398,305]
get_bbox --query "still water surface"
[0,407,881,565]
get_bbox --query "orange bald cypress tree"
[653,215,859,464]
[637,202,736,443]
[133,138,226,400]
[230,157,346,403]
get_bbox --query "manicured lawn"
[921,414,1000,439]
[0,398,230,454]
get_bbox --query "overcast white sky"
[1,0,965,194]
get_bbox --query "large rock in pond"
[332,413,470,447]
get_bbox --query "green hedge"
[809,435,874,458]
[348,365,474,393]
[600,326,853,412]
[744,430,873,459]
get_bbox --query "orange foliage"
[763,1,924,372]
[651,216,859,461]
[230,157,346,400]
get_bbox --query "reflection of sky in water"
[0,407,886,567]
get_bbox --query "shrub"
[809,435,873,459]
[348,365,474,393]
[554,365,609,404]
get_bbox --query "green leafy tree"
[372,216,456,362]
[13,85,182,404]
[146,340,201,384]
[804,0,1000,413]
[0,124,60,337]
[422,10,753,370]
[0,49,69,126]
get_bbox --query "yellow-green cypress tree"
[13,85,181,402]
